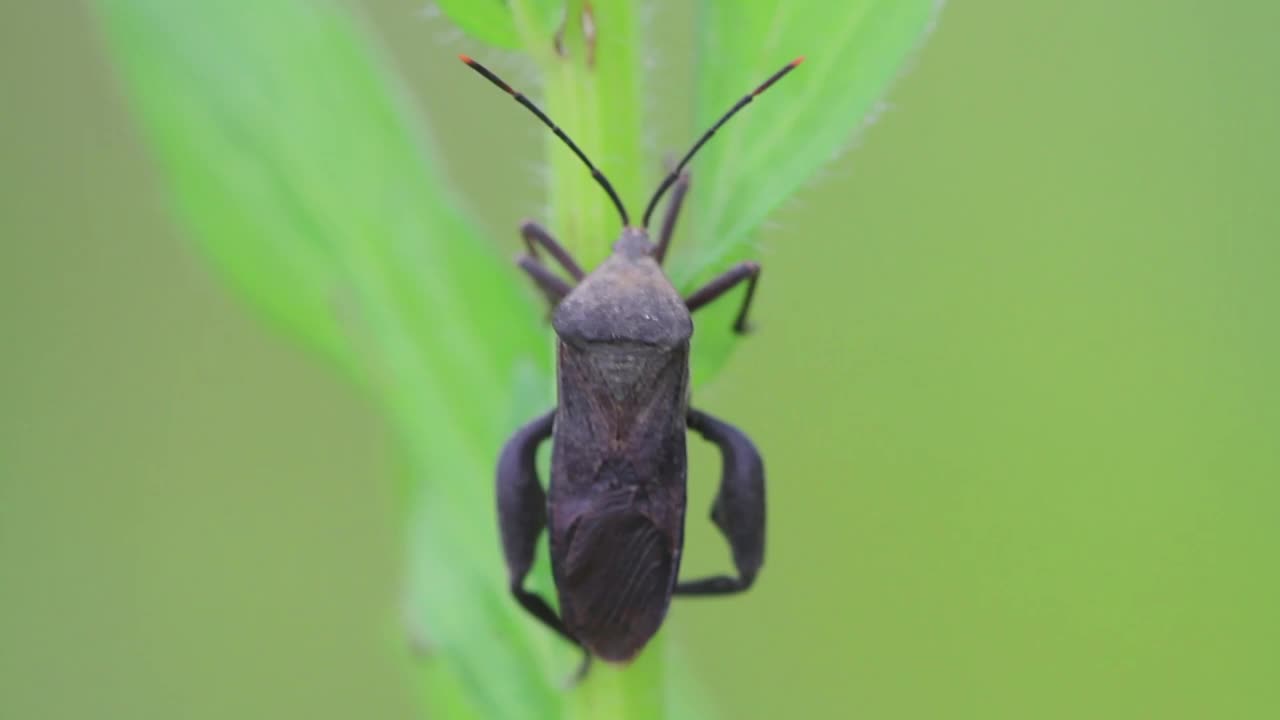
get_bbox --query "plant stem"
[507,2,673,717]
[514,0,647,269]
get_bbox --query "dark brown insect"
[462,54,802,674]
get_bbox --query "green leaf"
[95,0,568,716]
[681,0,944,382]
[96,0,941,715]
[437,0,522,47]
[437,0,563,50]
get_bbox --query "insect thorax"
[552,251,692,349]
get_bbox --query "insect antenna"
[460,55,631,227]
[642,57,805,229]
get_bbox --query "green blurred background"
[4,1,1279,718]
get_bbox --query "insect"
[461,54,803,672]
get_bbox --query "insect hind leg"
[496,409,579,646]
[677,407,766,596]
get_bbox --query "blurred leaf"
[437,0,564,50]
[95,0,572,716]
[436,0,522,47]
[679,0,944,381]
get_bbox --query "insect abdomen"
[557,508,674,662]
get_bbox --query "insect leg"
[653,172,690,265]
[677,408,765,596]
[521,220,585,281]
[517,255,572,307]
[684,261,761,334]
[496,409,579,647]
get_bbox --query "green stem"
[508,2,671,717]
[514,0,647,269]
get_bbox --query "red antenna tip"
[791,56,806,67]
[459,54,473,64]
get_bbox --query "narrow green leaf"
[682,0,944,381]
[95,0,572,716]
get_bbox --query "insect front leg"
[496,409,580,646]
[517,221,585,311]
[684,261,762,334]
[653,171,690,265]
[517,255,573,307]
[677,408,766,596]
[521,220,585,280]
